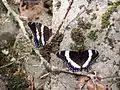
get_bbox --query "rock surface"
[1,0,120,90]
[48,0,120,90]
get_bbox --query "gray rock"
[0,79,7,90]
[50,73,76,90]
[0,16,18,60]
[111,83,119,90]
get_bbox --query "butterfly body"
[28,22,52,48]
[56,50,99,72]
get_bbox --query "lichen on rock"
[70,28,85,51]
[77,18,92,29]
[40,33,64,62]
[101,1,120,28]
[87,30,98,41]
[0,0,7,13]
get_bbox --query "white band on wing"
[36,26,40,41]
[65,51,81,69]
[41,25,45,45]
[82,50,92,68]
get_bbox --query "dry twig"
[57,0,74,32]
[101,75,120,80]
[2,0,30,41]
[40,73,50,79]
[48,0,74,43]
[0,62,15,69]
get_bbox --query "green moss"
[40,33,64,62]
[101,1,120,28]
[7,74,28,90]
[0,33,28,90]
[70,28,85,51]
[71,28,85,44]
[78,18,92,29]
[70,43,85,51]
[101,6,116,28]
[87,30,98,41]
[107,1,120,6]
[108,1,114,6]
[0,59,28,90]
[113,1,120,6]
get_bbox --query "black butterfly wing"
[28,22,40,48]
[67,62,81,72]
[69,51,89,67]
[42,26,52,45]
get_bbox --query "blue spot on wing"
[33,38,40,48]
[67,62,81,72]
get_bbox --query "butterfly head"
[28,22,35,26]
[28,22,40,28]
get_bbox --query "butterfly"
[56,49,99,72]
[28,22,52,48]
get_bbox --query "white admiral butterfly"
[28,22,52,48]
[56,50,99,72]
